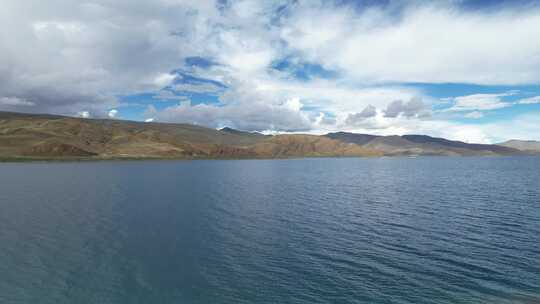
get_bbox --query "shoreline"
[1,154,534,163]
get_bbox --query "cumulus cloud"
[384,97,430,118]
[151,94,313,131]
[0,0,219,115]
[345,105,377,125]
[157,103,310,131]
[2,0,540,141]
[108,109,118,118]
[314,112,336,126]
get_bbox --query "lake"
[1,157,539,303]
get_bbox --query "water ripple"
[0,157,539,303]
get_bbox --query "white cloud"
[78,111,90,118]
[144,118,155,122]
[172,82,223,94]
[464,111,484,119]
[314,112,336,126]
[345,105,378,126]
[376,112,540,143]
[0,97,35,106]
[384,97,430,118]
[153,73,177,88]
[213,74,422,114]
[517,96,540,104]
[32,21,84,37]
[281,2,540,85]
[2,0,540,140]
[153,95,313,132]
[108,109,118,118]
[478,112,540,142]
[325,115,494,144]
[0,0,219,114]
[439,124,492,144]
[284,97,302,112]
[446,92,514,112]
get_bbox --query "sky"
[1,0,540,143]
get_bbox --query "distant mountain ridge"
[326,132,522,156]
[497,140,540,152]
[0,111,535,160]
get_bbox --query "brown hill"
[252,135,382,158]
[0,111,377,160]
[0,111,530,160]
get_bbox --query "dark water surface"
[1,157,539,304]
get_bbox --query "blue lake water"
[0,157,539,304]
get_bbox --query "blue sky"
[1,0,540,143]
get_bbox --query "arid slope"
[0,111,531,160]
[0,111,378,160]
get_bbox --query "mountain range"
[0,111,538,160]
